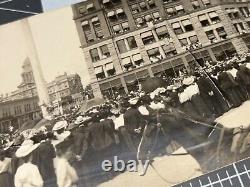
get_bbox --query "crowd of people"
[1,54,250,187]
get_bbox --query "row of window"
[226,7,250,20]
[190,0,211,10]
[107,8,127,22]
[95,62,116,80]
[198,11,221,27]
[90,45,111,62]
[130,0,156,15]
[135,11,162,27]
[205,27,228,42]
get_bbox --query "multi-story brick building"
[72,0,250,98]
[0,96,41,133]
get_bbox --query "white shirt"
[54,157,78,187]
[149,102,165,110]
[113,114,125,130]
[138,106,150,116]
[15,163,43,187]
[227,68,237,78]
[0,157,11,173]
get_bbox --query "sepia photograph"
[1,0,250,186]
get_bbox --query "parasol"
[141,77,167,93]
[78,98,105,114]
[33,118,54,131]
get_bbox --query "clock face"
[0,0,43,25]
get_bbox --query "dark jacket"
[236,65,250,85]
[124,107,145,134]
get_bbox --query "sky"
[0,6,90,95]
[41,0,84,11]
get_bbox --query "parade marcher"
[217,66,245,108]
[14,140,43,187]
[0,150,14,187]
[195,72,225,117]
[236,63,250,98]
[123,97,145,153]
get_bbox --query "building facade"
[0,96,41,133]
[7,58,84,105]
[72,0,250,98]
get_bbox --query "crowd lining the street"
[1,53,250,187]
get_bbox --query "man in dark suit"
[236,64,250,98]
[123,97,145,153]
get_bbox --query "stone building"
[72,0,250,98]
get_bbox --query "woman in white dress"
[54,142,78,187]
[0,150,14,187]
[14,140,43,187]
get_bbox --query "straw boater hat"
[15,140,40,158]
[128,97,139,105]
[52,120,68,131]
[182,76,195,86]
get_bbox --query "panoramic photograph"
[1,0,250,187]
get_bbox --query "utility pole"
[21,19,51,119]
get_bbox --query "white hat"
[15,140,40,158]
[182,76,195,86]
[74,116,89,125]
[53,120,68,131]
[128,97,139,105]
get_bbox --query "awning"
[133,54,142,61]
[182,19,192,26]
[166,7,174,13]
[198,14,207,21]
[90,48,99,57]
[132,4,138,10]
[156,26,168,35]
[147,48,159,56]
[145,15,152,21]
[175,5,184,11]
[91,17,99,22]
[226,8,233,13]
[122,58,132,65]
[116,8,124,14]
[148,0,155,5]
[172,22,181,29]
[202,0,210,4]
[163,44,175,52]
[107,11,115,17]
[100,45,109,54]
[192,0,199,6]
[141,31,153,38]
[136,18,143,24]
[139,2,146,8]
[189,35,198,43]
[81,20,89,26]
[113,25,121,32]
[103,0,110,4]
[153,12,160,19]
[94,66,103,74]
[105,63,114,71]
[208,12,219,18]
[122,22,129,29]
[86,3,94,10]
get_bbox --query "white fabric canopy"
[172,22,181,29]
[107,11,115,17]
[86,3,94,10]
[105,63,114,71]
[81,20,89,26]
[208,12,219,18]
[122,58,131,65]
[94,66,104,74]
[133,54,142,61]
[175,5,184,11]
[198,14,208,21]
[91,17,99,22]
[116,8,124,14]
[141,31,153,38]
[182,19,192,26]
